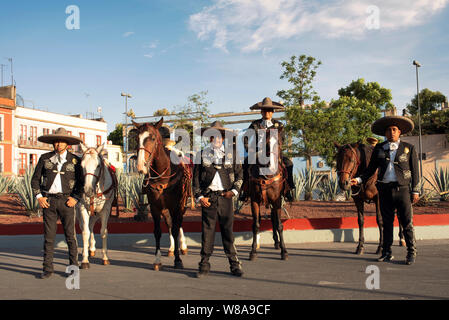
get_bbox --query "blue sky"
[1,0,448,136]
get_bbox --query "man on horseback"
[351,116,420,265]
[31,128,84,279]
[240,97,295,202]
[193,121,244,278]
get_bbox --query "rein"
[139,131,176,193]
[82,148,117,216]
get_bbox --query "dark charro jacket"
[361,140,419,193]
[31,151,84,200]
[244,118,285,153]
[193,146,243,199]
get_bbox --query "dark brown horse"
[335,142,383,254]
[133,118,192,270]
[248,127,288,261]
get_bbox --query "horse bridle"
[82,148,105,191]
[138,131,172,181]
[337,144,362,195]
[337,144,361,178]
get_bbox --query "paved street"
[0,239,448,300]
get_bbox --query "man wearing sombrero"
[240,97,295,202]
[351,116,419,265]
[193,121,244,277]
[31,128,84,278]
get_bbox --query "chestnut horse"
[133,118,192,270]
[247,126,288,261]
[335,142,386,254]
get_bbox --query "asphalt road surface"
[1,239,448,301]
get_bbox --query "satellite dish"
[16,93,24,106]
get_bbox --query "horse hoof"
[89,251,96,257]
[274,242,280,250]
[167,251,174,257]
[153,263,162,271]
[399,239,406,247]
[80,263,90,269]
[249,253,257,261]
[102,260,110,266]
[181,249,188,255]
[281,253,289,260]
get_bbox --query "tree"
[283,76,389,167]
[338,78,394,111]
[277,55,322,107]
[405,88,446,115]
[153,108,172,116]
[107,123,123,146]
[172,91,211,130]
[409,109,449,136]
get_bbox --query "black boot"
[377,249,394,262]
[405,252,416,265]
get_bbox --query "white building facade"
[14,107,108,175]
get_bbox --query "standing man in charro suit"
[351,116,419,265]
[193,121,244,277]
[240,97,295,202]
[31,128,84,279]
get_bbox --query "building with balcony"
[14,107,108,175]
[0,85,115,176]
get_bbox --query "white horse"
[77,143,116,269]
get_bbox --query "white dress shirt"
[197,144,238,201]
[36,151,67,199]
[381,140,399,183]
[262,119,273,128]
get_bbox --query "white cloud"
[189,0,449,53]
[143,40,159,49]
[143,53,154,58]
[123,31,135,37]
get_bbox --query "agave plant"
[14,167,41,216]
[117,172,135,212]
[0,174,14,195]
[415,180,438,206]
[425,167,449,201]
[300,168,323,201]
[317,173,340,201]
[293,172,306,201]
[118,172,148,212]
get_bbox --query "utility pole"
[121,92,132,173]
[413,60,423,193]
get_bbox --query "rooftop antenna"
[5,58,13,86]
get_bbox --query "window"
[43,128,50,135]
[30,126,37,145]
[96,135,102,146]
[19,153,27,175]
[30,154,38,167]
[79,132,85,143]
[20,125,27,143]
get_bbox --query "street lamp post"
[121,92,132,173]
[413,60,423,193]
